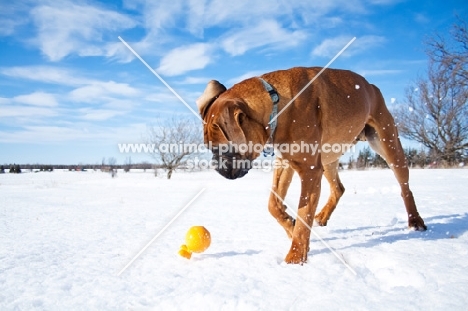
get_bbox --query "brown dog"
[197,67,426,264]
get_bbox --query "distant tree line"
[0,162,159,173]
[347,146,463,169]
[0,164,22,174]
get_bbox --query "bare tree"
[394,18,468,166]
[427,16,468,85]
[124,156,132,173]
[146,116,203,179]
[108,157,117,177]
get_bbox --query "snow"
[1,168,468,309]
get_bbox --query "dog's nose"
[215,166,249,180]
[212,153,250,180]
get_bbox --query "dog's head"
[197,80,267,179]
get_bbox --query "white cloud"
[122,0,369,36]
[69,81,140,102]
[0,125,88,143]
[202,1,366,28]
[126,0,183,30]
[103,41,137,63]
[157,43,213,76]
[118,0,372,61]
[30,1,137,61]
[221,20,307,56]
[0,18,25,36]
[312,35,386,58]
[0,123,147,143]
[103,99,138,110]
[176,77,213,85]
[123,0,208,37]
[312,36,353,57]
[0,2,29,36]
[13,92,59,107]
[1,66,141,106]
[1,66,92,86]
[0,105,58,118]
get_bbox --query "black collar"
[258,77,279,156]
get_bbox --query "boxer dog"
[197,67,426,264]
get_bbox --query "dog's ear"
[196,80,227,118]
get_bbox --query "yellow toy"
[178,226,211,259]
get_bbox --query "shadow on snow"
[311,213,468,255]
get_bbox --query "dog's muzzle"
[211,149,252,180]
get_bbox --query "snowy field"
[1,168,467,310]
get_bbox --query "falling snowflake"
[355,85,360,90]
[408,107,414,112]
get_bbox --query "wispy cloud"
[221,20,307,56]
[176,76,213,85]
[2,65,142,106]
[312,35,386,58]
[0,123,147,144]
[13,91,58,107]
[201,1,367,28]
[69,81,140,103]
[1,66,92,86]
[0,16,26,36]
[0,125,91,143]
[0,64,149,127]
[157,43,213,76]
[30,1,137,61]
[0,2,29,36]
[0,105,58,118]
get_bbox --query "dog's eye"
[236,112,246,125]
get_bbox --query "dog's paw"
[314,211,328,226]
[408,215,427,231]
[284,242,308,264]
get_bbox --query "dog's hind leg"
[366,89,426,230]
[315,160,345,226]
[269,157,296,239]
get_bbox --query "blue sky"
[0,0,466,165]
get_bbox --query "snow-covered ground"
[1,168,467,310]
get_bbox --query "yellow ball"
[185,226,211,253]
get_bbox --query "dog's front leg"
[269,158,295,239]
[284,165,323,264]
